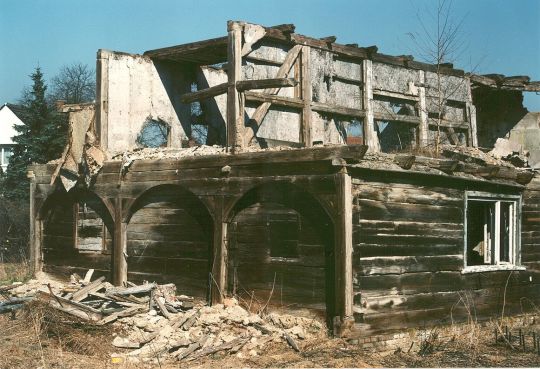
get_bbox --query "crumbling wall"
[97,50,192,155]
[507,112,540,168]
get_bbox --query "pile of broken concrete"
[2,271,324,364]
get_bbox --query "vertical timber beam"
[418,70,429,147]
[211,196,228,305]
[333,168,354,336]
[301,46,312,147]
[96,50,109,151]
[27,170,41,274]
[227,21,244,153]
[466,77,478,147]
[362,59,380,152]
[113,197,127,286]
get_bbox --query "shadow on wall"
[473,88,529,148]
[153,60,194,144]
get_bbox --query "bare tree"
[407,0,469,153]
[50,63,96,104]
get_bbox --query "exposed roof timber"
[470,74,540,92]
[260,24,465,77]
[144,36,228,64]
[142,22,466,76]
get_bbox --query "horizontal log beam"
[373,112,420,125]
[373,89,419,102]
[180,82,228,104]
[181,79,298,104]
[245,91,304,109]
[246,91,367,119]
[236,78,297,91]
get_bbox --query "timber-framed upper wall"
[96,21,481,156]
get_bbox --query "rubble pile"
[0,270,325,363]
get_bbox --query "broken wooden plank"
[394,154,416,170]
[180,82,228,104]
[414,156,459,173]
[188,336,250,360]
[153,295,172,319]
[283,331,300,352]
[71,276,106,302]
[106,283,157,296]
[174,336,209,360]
[37,290,104,322]
[97,305,148,325]
[83,269,94,284]
[236,78,297,91]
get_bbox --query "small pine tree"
[2,67,68,200]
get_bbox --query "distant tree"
[2,67,68,200]
[50,62,96,104]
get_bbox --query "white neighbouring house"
[0,103,24,172]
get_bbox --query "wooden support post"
[362,59,380,152]
[334,169,354,336]
[466,76,478,147]
[211,197,228,305]
[418,70,429,147]
[113,197,127,286]
[226,21,243,153]
[73,202,79,250]
[27,170,41,274]
[301,46,312,147]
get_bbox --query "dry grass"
[1,299,539,368]
[0,301,115,369]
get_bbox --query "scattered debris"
[0,270,325,364]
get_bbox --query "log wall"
[126,191,212,298]
[228,203,327,314]
[350,174,540,337]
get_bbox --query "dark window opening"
[189,82,208,145]
[269,219,300,259]
[75,202,107,253]
[136,118,169,148]
[377,120,418,152]
[466,197,517,267]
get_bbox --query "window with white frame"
[465,192,521,270]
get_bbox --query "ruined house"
[27,21,540,338]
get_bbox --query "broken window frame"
[463,191,523,273]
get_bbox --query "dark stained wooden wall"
[42,198,112,277]
[228,203,327,314]
[523,176,540,270]
[125,187,212,299]
[351,176,540,337]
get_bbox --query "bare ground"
[1,304,540,369]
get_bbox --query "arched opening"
[125,185,212,299]
[38,188,114,278]
[227,181,334,319]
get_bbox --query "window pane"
[499,202,512,262]
[467,201,496,266]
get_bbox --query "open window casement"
[465,192,522,272]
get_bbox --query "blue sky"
[1,0,539,109]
